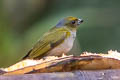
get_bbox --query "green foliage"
[0,0,120,67]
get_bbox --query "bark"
[1,70,120,80]
[1,51,120,80]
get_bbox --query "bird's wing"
[23,28,70,59]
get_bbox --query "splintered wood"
[1,50,120,75]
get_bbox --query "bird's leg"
[62,53,67,57]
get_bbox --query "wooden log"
[0,50,120,80]
[2,55,120,75]
[1,70,120,80]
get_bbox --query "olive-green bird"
[22,16,83,59]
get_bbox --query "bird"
[22,16,83,59]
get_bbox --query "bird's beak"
[77,19,83,25]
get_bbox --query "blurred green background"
[0,0,120,67]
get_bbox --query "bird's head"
[56,16,83,30]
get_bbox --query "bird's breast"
[63,31,76,49]
[47,31,76,56]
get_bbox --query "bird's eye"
[71,21,75,24]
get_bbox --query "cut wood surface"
[1,50,120,75]
[1,70,120,80]
[1,50,120,80]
